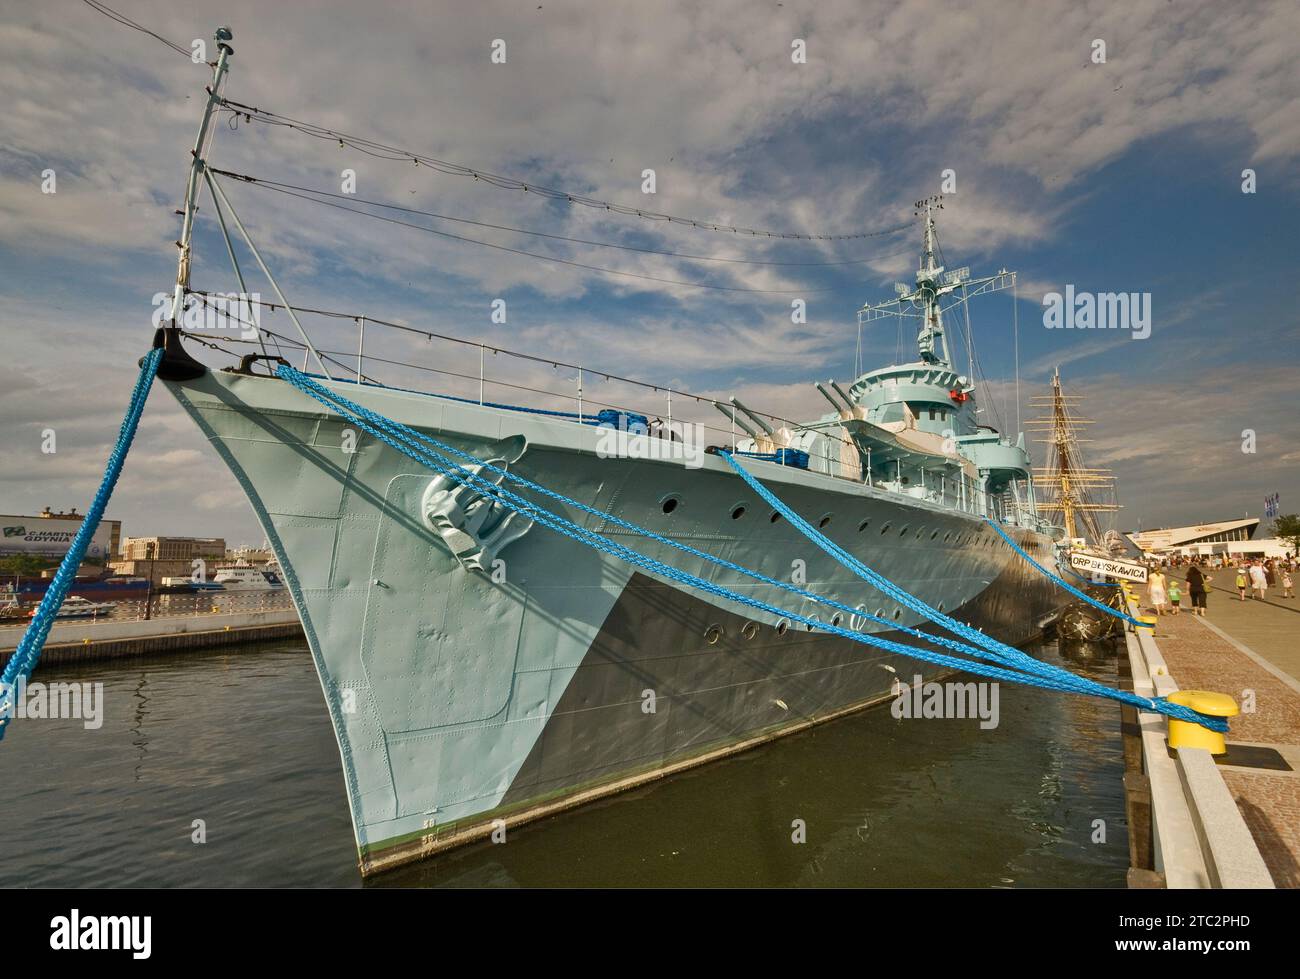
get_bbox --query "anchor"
[420,435,534,574]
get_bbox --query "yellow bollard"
[1167,690,1237,755]
[1137,613,1157,634]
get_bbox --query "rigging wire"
[211,174,843,295]
[1013,276,1020,436]
[962,290,1004,434]
[81,0,208,63]
[217,97,910,243]
[207,168,911,269]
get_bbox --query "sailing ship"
[1027,370,1129,641]
[149,29,1064,875]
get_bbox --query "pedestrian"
[1249,561,1268,601]
[1283,568,1295,600]
[1265,560,1276,589]
[1187,564,1209,617]
[1148,567,1168,615]
[1236,565,1249,601]
[1168,578,1182,615]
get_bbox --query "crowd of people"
[1143,554,1296,615]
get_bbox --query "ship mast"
[857,198,1016,374]
[1026,368,1120,543]
[914,197,953,366]
[169,27,235,327]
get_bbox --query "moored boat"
[140,28,1068,876]
[30,596,117,620]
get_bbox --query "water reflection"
[0,638,1127,888]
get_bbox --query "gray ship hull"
[166,369,1060,876]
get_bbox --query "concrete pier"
[1121,587,1277,888]
[0,608,304,668]
[1148,574,1300,888]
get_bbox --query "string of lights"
[207,168,911,269]
[210,172,848,295]
[218,97,910,242]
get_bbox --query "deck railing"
[183,292,1050,531]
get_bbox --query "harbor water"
[0,638,1128,887]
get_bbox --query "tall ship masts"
[1026,369,1121,548]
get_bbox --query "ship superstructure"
[741,197,1044,531]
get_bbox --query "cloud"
[0,0,1297,545]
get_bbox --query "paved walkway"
[1143,574,1300,888]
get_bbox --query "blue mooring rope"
[0,348,163,741]
[273,365,1225,732]
[291,373,1100,687]
[983,519,1146,628]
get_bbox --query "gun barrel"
[712,400,760,439]
[729,397,776,437]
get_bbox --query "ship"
[1026,369,1132,641]
[211,563,284,591]
[147,29,1064,876]
[3,575,150,602]
[30,596,117,620]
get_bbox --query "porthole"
[893,608,902,620]
[818,514,832,529]
[704,624,723,645]
[880,522,891,535]
[769,511,783,524]
[874,607,885,618]
[741,621,759,640]
[661,495,680,515]
[805,614,819,632]
[776,618,789,636]
[931,530,940,540]
[937,602,946,613]
[831,613,843,627]
[916,527,925,539]
[730,505,746,520]
[899,525,910,537]
[858,518,871,533]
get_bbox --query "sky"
[1,0,1297,548]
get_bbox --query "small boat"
[0,602,32,623]
[156,576,226,595]
[212,564,284,591]
[32,596,117,620]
